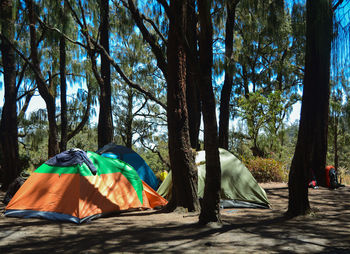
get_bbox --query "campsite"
[1,0,350,253]
[1,182,350,253]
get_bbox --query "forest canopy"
[0,0,350,202]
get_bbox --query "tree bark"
[26,0,59,158]
[288,0,332,217]
[126,90,133,149]
[127,0,168,80]
[166,0,199,212]
[98,0,113,149]
[333,114,339,169]
[186,0,201,150]
[198,0,221,224]
[59,2,68,152]
[218,0,239,149]
[60,34,68,152]
[0,0,20,190]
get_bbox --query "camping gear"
[157,148,270,208]
[308,179,318,189]
[5,151,167,223]
[308,169,318,189]
[46,148,97,174]
[325,165,341,189]
[97,143,159,190]
[2,177,26,205]
[159,170,168,182]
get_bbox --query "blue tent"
[97,144,159,190]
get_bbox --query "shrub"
[338,167,350,185]
[245,157,287,183]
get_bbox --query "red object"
[325,165,335,187]
[308,180,317,188]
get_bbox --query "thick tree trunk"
[288,0,332,217]
[167,0,199,212]
[186,0,201,150]
[218,0,239,149]
[198,0,221,224]
[98,0,113,149]
[0,0,19,190]
[26,0,59,158]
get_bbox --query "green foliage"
[137,137,170,175]
[18,153,31,176]
[245,157,287,183]
[139,148,169,175]
[327,73,350,170]
[0,0,316,189]
[67,126,98,152]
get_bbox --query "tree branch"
[16,62,29,93]
[124,0,168,80]
[36,16,87,50]
[18,89,35,121]
[156,0,170,18]
[333,0,344,11]
[142,14,167,45]
[140,139,171,169]
[93,39,167,110]
[39,0,167,111]
[67,86,92,141]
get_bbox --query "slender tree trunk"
[333,114,339,169]
[198,0,221,224]
[126,90,133,148]
[0,0,19,190]
[26,0,59,158]
[218,0,239,149]
[60,2,68,152]
[186,0,201,150]
[98,0,113,149]
[166,0,199,212]
[60,34,68,152]
[288,0,332,217]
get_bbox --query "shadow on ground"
[1,183,350,253]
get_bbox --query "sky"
[8,0,348,126]
[0,75,301,126]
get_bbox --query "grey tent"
[157,148,270,208]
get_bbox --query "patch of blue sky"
[0,75,3,107]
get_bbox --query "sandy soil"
[1,183,350,253]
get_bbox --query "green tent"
[157,148,270,208]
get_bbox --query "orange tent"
[5,151,167,223]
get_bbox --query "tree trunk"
[186,0,201,150]
[288,0,332,217]
[0,0,19,190]
[218,0,239,149]
[127,0,168,80]
[126,90,133,149]
[60,2,68,152]
[333,114,339,169]
[166,0,199,212]
[198,0,221,225]
[60,34,68,152]
[26,0,59,158]
[98,0,113,149]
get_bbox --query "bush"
[245,157,287,183]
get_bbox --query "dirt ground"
[1,182,350,254]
